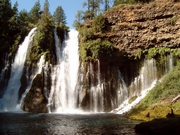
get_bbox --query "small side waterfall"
[48,29,79,113]
[0,28,36,111]
[114,58,158,114]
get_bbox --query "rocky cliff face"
[105,0,180,54]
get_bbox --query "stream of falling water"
[48,29,79,113]
[0,28,175,114]
[0,28,36,111]
[17,55,45,110]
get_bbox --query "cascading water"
[48,29,79,113]
[113,58,158,114]
[18,55,45,109]
[0,27,175,114]
[0,28,36,111]
[89,60,104,112]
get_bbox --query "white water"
[88,60,104,112]
[0,28,175,114]
[0,28,36,111]
[48,29,79,113]
[115,55,174,114]
[17,55,45,110]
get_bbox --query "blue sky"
[11,0,86,29]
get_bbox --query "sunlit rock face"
[105,1,180,54]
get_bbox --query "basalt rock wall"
[105,0,180,54]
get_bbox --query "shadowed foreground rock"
[135,117,180,135]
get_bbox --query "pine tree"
[17,9,29,26]
[53,6,66,26]
[104,0,111,11]
[83,0,103,20]
[29,0,41,24]
[73,10,84,29]
[42,0,50,17]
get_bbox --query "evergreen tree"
[0,0,14,52]
[0,0,14,29]
[73,10,84,29]
[104,0,111,11]
[42,0,50,17]
[83,0,103,20]
[29,0,41,24]
[17,9,30,26]
[9,1,18,25]
[53,6,66,26]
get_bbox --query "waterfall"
[0,27,175,114]
[48,29,79,113]
[0,28,36,112]
[89,60,104,112]
[113,58,158,114]
[17,55,45,110]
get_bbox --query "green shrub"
[29,15,56,63]
[79,38,114,61]
[167,16,179,25]
[92,14,106,33]
[79,27,95,42]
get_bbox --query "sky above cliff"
[11,0,85,29]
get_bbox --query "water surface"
[0,113,140,135]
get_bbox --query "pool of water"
[0,112,140,135]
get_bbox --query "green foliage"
[92,14,106,33]
[83,10,95,21]
[29,0,41,24]
[104,0,111,11]
[17,9,30,26]
[166,16,179,25]
[42,0,50,17]
[73,10,84,29]
[80,38,114,61]
[0,0,29,62]
[130,49,143,59]
[29,3,55,63]
[113,0,135,6]
[53,6,66,26]
[113,0,153,6]
[79,27,95,42]
[143,47,179,59]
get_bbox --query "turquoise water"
[0,113,140,135]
